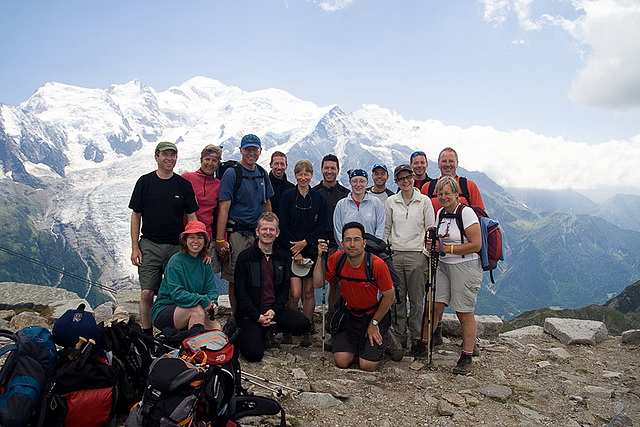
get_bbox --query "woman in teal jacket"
[151,221,221,331]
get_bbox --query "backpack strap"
[232,163,269,204]
[335,252,379,315]
[426,179,438,199]
[458,177,471,205]
[438,204,467,258]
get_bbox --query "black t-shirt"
[312,181,350,245]
[129,171,199,244]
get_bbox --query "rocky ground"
[1,283,638,427]
[210,310,639,427]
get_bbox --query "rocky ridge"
[1,282,639,427]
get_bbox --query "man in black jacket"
[234,212,310,362]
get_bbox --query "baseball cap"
[155,141,177,153]
[394,164,414,179]
[371,163,388,173]
[240,134,261,149]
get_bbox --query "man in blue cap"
[215,134,274,312]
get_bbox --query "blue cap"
[240,134,261,149]
[347,169,368,180]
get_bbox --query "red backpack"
[438,204,504,283]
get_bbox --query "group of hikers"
[129,134,486,376]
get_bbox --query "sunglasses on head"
[410,151,426,159]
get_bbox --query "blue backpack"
[0,326,58,426]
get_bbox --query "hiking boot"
[265,330,280,349]
[281,333,293,345]
[452,354,472,375]
[432,323,443,346]
[410,340,426,357]
[384,332,403,362]
[300,332,312,347]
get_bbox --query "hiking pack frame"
[420,227,439,367]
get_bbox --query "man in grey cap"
[129,141,199,334]
[215,134,274,312]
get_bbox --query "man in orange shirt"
[422,147,484,211]
[313,222,395,372]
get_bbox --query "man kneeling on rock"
[313,221,395,372]
[234,212,310,362]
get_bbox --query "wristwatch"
[371,319,379,326]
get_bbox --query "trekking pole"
[419,227,439,368]
[242,371,303,394]
[321,249,328,367]
[241,376,284,397]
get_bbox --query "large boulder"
[543,317,608,345]
[441,313,503,338]
[0,282,80,310]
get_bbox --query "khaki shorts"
[434,259,483,313]
[221,231,256,282]
[138,238,180,292]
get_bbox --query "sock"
[462,350,473,357]
[143,327,153,336]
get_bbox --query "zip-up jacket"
[384,188,436,252]
[234,242,291,323]
[333,192,385,248]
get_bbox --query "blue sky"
[1,0,639,145]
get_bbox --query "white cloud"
[420,122,640,193]
[478,0,640,111]
[308,0,355,12]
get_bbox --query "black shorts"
[332,311,390,362]
[154,304,177,330]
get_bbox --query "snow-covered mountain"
[0,77,440,288]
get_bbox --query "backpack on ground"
[100,318,154,413]
[0,326,57,427]
[438,204,504,283]
[126,350,207,427]
[216,160,269,204]
[51,303,100,349]
[45,347,119,427]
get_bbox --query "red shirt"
[325,251,393,312]
[182,169,221,237]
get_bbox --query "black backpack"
[100,318,154,412]
[0,326,58,427]
[216,160,269,204]
[126,350,207,427]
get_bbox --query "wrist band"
[216,239,225,243]
[450,245,454,254]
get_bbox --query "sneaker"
[281,333,293,345]
[452,354,472,375]
[300,332,312,347]
[432,323,443,346]
[384,332,404,362]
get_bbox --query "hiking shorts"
[332,311,390,363]
[435,259,482,313]
[221,231,256,282]
[153,304,177,330]
[138,238,180,292]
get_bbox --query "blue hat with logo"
[240,134,261,149]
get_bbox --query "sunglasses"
[410,151,426,159]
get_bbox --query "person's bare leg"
[139,290,154,329]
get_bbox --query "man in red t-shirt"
[422,147,485,212]
[313,222,395,372]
